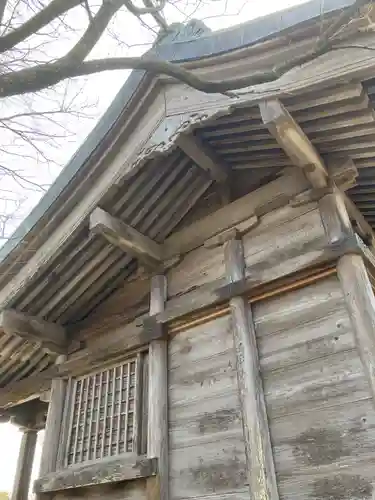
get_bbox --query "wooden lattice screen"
[63,353,146,467]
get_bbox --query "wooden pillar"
[39,355,67,476]
[11,429,38,500]
[147,275,168,500]
[319,189,375,403]
[224,237,279,500]
[337,254,375,402]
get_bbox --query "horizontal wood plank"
[264,349,370,419]
[169,438,247,500]
[163,169,309,258]
[34,454,157,493]
[277,460,375,500]
[271,397,375,477]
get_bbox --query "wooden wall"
[165,202,375,500]
[169,314,248,500]
[78,201,326,345]
[257,275,373,500]
[60,199,375,500]
[51,479,146,500]
[168,274,374,500]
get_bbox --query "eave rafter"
[175,133,232,202]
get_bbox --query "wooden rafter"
[175,133,229,184]
[0,309,67,355]
[90,208,163,269]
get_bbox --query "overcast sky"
[0,0,308,494]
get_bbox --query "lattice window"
[63,353,147,467]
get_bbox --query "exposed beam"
[259,99,374,244]
[1,232,371,411]
[0,309,67,354]
[163,168,310,258]
[90,208,163,269]
[175,133,229,184]
[259,99,328,188]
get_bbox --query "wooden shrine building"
[4,0,375,498]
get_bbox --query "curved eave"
[0,0,357,266]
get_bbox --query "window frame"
[56,349,148,471]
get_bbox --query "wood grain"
[147,275,168,500]
[337,253,375,404]
[224,238,278,500]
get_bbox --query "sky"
[0,0,308,494]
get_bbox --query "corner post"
[38,355,67,476]
[11,428,38,500]
[147,275,168,500]
[223,237,279,500]
[319,189,375,403]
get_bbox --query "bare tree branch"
[0,0,8,26]
[63,0,124,63]
[0,0,369,99]
[123,0,166,15]
[0,0,84,53]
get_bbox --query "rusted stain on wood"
[312,474,372,500]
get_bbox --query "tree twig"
[0,0,84,53]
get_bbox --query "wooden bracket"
[0,309,67,355]
[90,208,163,269]
[260,99,327,188]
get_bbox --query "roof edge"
[0,0,357,262]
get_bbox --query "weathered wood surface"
[0,213,362,410]
[337,253,375,404]
[163,169,309,259]
[252,275,375,499]
[11,430,37,500]
[260,99,327,188]
[0,309,67,355]
[318,190,352,244]
[167,270,375,499]
[52,480,146,500]
[175,134,229,184]
[169,314,248,500]
[38,355,67,477]
[34,455,157,493]
[224,238,278,500]
[90,208,163,269]
[271,398,375,476]
[0,90,166,311]
[163,29,375,116]
[147,275,168,500]
[242,203,327,283]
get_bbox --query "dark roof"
[0,0,357,263]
